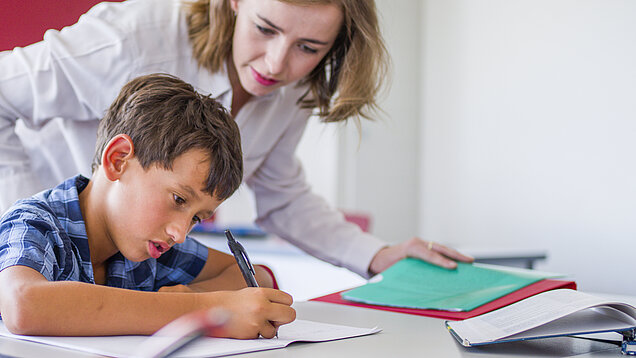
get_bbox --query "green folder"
[341,258,561,312]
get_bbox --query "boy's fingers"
[259,321,279,339]
[267,303,296,324]
[264,288,294,306]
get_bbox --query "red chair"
[342,211,372,233]
[0,0,122,51]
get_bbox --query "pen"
[226,229,278,338]
[225,229,258,287]
[138,309,229,358]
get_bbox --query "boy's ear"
[101,134,135,182]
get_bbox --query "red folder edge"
[310,279,577,321]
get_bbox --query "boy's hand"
[210,287,295,339]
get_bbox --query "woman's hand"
[368,238,474,275]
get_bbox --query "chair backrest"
[342,211,372,233]
[0,0,122,51]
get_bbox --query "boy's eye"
[173,194,186,205]
[256,24,275,36]
[192,216,202,225]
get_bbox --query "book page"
[0,319,381,358]
[446,289,636,346]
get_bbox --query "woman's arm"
[243,96,472,278]
[0,265,295,338]
[0,1,143,211]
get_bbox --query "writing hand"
[212,287,295,339]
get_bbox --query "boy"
[0,74,295,339]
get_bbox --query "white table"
[0,298,629,357]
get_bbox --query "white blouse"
[0,0,385,277]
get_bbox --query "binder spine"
[622,328,636,356]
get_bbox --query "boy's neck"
[78,178,119,270]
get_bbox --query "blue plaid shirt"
[0,175,208,291]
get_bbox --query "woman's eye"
[173,194,186,205]
[299,44,318,54]
[256,25,275,36]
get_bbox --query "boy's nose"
[166,221,188,244]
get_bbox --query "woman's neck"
[227,58,252,117]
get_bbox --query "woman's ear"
[230,0,239,13]
[101,134,134,182]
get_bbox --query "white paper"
[446,289,636,346]
[0,319,381,358]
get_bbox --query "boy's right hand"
[210,287,295,339]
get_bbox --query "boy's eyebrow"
[202,210,214,220]
[178,184,198,199]
[178,184,215,218]
[256,14,329,45]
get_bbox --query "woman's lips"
[251,67,280,86]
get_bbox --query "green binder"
[341,258,561,312]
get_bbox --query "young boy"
[0,73,295,339]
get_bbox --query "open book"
[0,319,380,358]
[446,289,636,347]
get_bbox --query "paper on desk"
[446,289,636,346]
[342,258,561,311]
[0,319,380,358]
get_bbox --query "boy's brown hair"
[92,73,243,200]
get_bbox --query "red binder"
[310,279,577,321]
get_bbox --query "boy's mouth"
[148,241,170,259]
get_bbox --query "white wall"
[336,0,421,242]
[218,1,636,296]
[419,0,636,295]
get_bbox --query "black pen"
[225,229,279,339]
[225,229,258,287]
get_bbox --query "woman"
[0,0,472,277]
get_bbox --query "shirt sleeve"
[246,110,387,279]
[0,2,140,212]
[0,205,71,281]
[154,236,209,289]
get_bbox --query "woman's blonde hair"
[186,0,390,123]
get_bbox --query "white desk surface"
[0,235,620,357]
[0,298,629,358]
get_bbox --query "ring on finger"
[428,241,434,250]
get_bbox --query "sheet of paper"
[0,319,381,358]
[446,289,636,346]
[342,258,560,311]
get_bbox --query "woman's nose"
[265,40,289,75]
